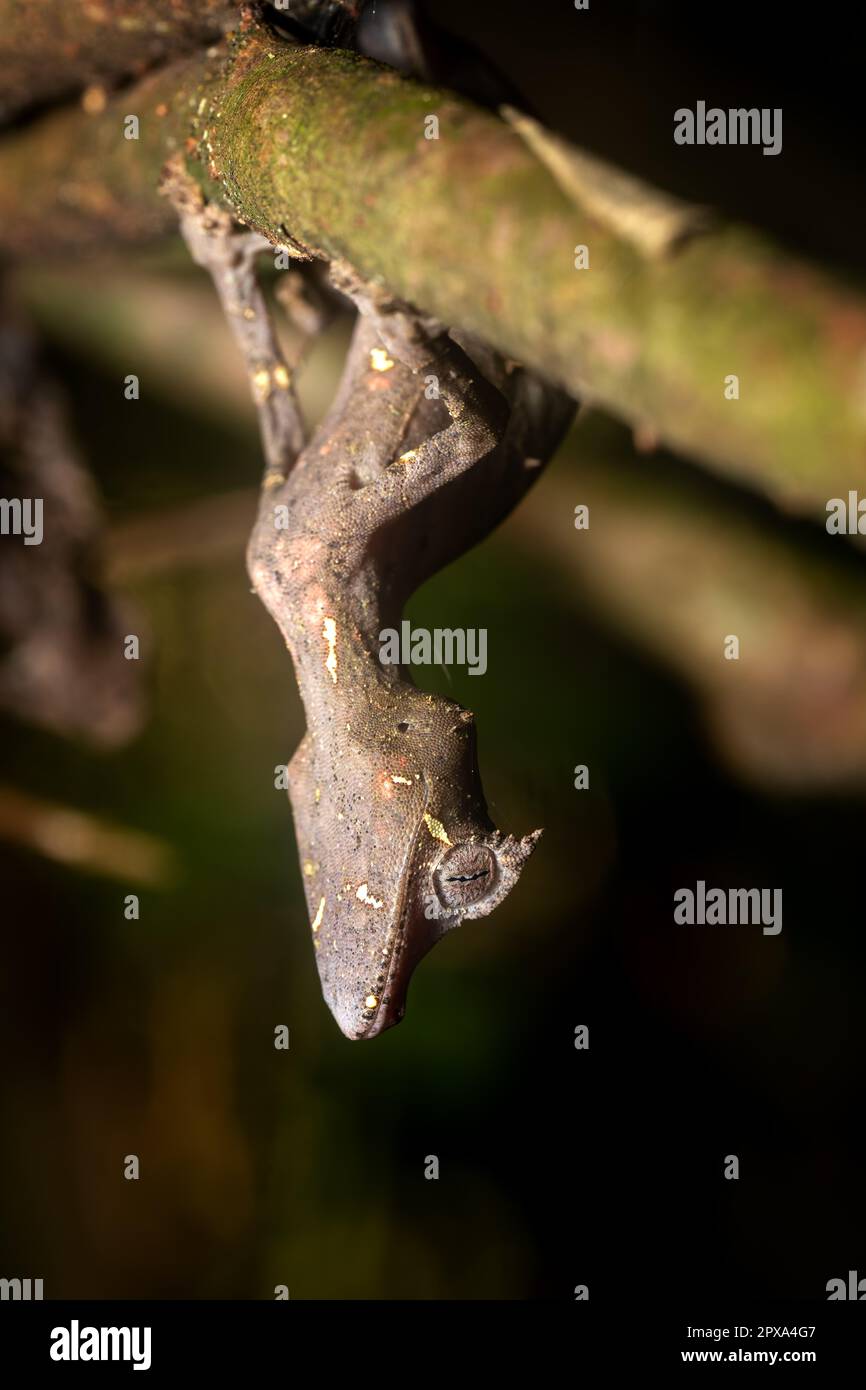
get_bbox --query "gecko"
[163,160,574,1038]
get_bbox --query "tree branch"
[0,0,240,124]
[1,18,865,513]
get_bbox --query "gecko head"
[318,817,542,1043]
[369,824,542,1040]
[302,701,542,1041]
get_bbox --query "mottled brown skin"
[165,162,574,1038]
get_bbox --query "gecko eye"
[433,843,497,911]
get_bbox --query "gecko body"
[165,165,574,1038]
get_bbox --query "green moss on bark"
[2,23,865,511]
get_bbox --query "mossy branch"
[1,19,865,514]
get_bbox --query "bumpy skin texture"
[165,163,574,1038]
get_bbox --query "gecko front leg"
[326,260,510,518]
[160,155,307,489]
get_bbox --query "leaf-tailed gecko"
[163,159,574,1038]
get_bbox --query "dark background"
[1,0,864,1300]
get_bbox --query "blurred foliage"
[3,0,866,1303]
[2,301,866,1298]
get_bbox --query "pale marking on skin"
[303,860,317,877]
[397,449,418,466]
[370,347,395,372]
[273,364,291,389]
[252,367,272,403]
[314,787,321,803]
[390,774,412,786]
[356,883,385,910]
[423,813,452,845]
[322,616,338,683]
[311,896,326,932]
[365,994,380,1010]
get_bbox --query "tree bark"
[0,0,240,123]
[1,19,865,515]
